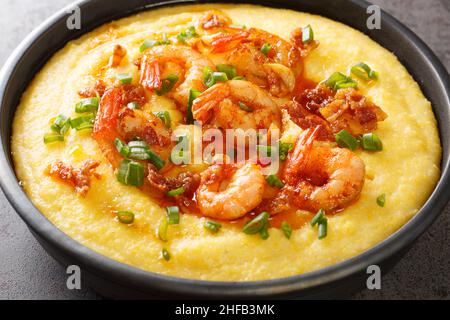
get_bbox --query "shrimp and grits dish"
[11,4,441,281]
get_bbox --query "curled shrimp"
[279,126,365,213]
[139,45,215,111]
[192,12,309,97]
[93,86,172,168]
[196,162,265,220]
[192,80,281,130]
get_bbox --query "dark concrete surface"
[0,0,449,300]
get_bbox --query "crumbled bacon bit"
[290,28,319,57]
[108,44,127,68]
[200,10,232,30]
[147,165,200,196]
[45,159,101,197]
[78,79,106,98]
[292,84,387,136]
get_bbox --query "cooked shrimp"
[93,86,172,168]
[192,80,282,130]
[196,162,265,220]
[280,126,365,212]
[196,10,232,31]
[192,19,307,97]
[139,45,215,110]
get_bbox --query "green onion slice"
[281,221,292,239]
[69,114,95,131]
[117,211,135,224]
[335,130,359,151]
[204,220,222,233]
[310,208,325,227]
[166,206,180,225]
[361,133,383,151]
[318,218,328,239]
[325,72,358,91]
[117,73,133,85]
[140,39,158,52]
[166,187,185,197]
[161,248,171,261]
[117,160,145,186]
[177,26,198,43]
[114,138,131,157]
[156,74,179,95]
[44,133,64,144]
[243,212,270,235]
[154,110,171,128]
[351,62,379,81]
[279,142,293,161]
[261,43,271,56]
[216,64,237,79]
[127,102,140,110]
[259,227,270,240]
[377,193,386,207]
[238,101,253,112]
[75,97,99,113]
[158,217,169,242]
[187,89,201,124]
[265,175,284,188]
[302,25,314,43]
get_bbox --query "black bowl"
[1,0,449,299]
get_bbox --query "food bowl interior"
[0,0,449,298]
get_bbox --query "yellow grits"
[11,4,441,281]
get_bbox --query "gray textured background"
[0,0,449,300]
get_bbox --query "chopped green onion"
[335,130,359,151]
[238,101,253,112]
[117,211,135,224]
[158,216,169,242]
[187,89,201,124]
[147,149,165,170]
[204,220,222,233]
[166,187,185,197]
[279,142,293,161]
[117,73,133,85]
[325,72,358,91]
[75,97,99,113]
[377,193,386,207]
[361,133,383,151]
[166,206,180,225]
[212,72,228,82]
[310,208,325,227]
[127,102,140,110]
[161,248,171,261]
[216,64,237,79]
[203,67,228,88]
[155,110,171,128]
[351,62,378,81]
[177,26,198,43]
[318,218,328,239]
[243,212,269,235]
[159,33,171,45]
[265,174,284,188]
[232,76,246,81]
[114,138,130,157]
[156,74,179,95]
[261,43,271,56]
[140,39,159,52]
[69,113,95,131]
[126,140,165,169]
[259,227,270,240]
[302,25,314,43]
[44,133,65,144]
[281,221,292,239]
[229,24,247,29]
[117,160,145,186]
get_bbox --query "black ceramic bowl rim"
[1,0,449,298]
